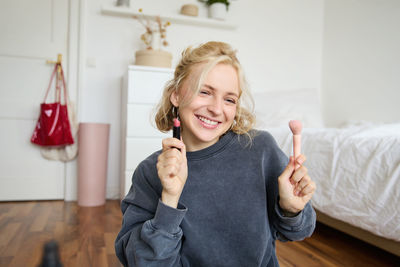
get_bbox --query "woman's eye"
[200,90,210,95]
[225,98,236,104]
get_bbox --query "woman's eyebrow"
[203,84,239,98]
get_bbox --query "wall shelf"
[101,5,237,30]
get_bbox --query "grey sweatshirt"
[115,130,316,267]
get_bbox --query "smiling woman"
[115,41,317,267]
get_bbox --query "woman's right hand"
[156,138,188,208]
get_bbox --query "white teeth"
[198,116,218,125]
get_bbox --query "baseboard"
[316,209,400,257]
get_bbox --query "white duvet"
[266,122,400,241]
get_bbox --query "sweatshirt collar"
[186,131,235,161]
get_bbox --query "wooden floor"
[0,201,399,267]
[0,200,121,267]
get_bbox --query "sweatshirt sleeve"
[115,162,187,267]
[265,134,316,242]
[272,201,316,241]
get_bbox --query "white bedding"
[266,122,400,241]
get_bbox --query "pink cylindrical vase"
[78,123,110,207]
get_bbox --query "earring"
[172,106,179,120]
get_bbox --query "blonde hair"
[155,41,255,137]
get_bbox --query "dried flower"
[133,9,171,50]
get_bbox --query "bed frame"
[316,209,400,257]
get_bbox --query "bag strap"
[59,63,69,106]
[43,63,69,106]
[43,64,58,102]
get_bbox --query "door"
[0,0,69,200]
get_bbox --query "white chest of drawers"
[120,65,174,198]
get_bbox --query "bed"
[253,89,400,256]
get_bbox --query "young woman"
[115,42,316,267]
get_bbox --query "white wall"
[322,0,400,127]
[80,0,324,199]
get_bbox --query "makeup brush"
[173,118,180,140]
[172,118,181,151]
[289,120,303,170]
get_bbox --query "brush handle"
[293,134,301,170]
[173,126,180,140]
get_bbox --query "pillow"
[252,88,324,129]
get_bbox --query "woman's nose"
[207,98,223,115]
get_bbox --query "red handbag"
[31,63,74,147]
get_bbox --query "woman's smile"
[195,115,220,129]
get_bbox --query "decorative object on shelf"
[180,4,199,17]
[133,9,173,68]
[133,9,171,50]
[116,0,129,7]
[199,0,230,20]
[101,5,237,30]
[135,49,173,68]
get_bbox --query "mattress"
[266,122,400,241]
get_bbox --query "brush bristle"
[289,120,303,135]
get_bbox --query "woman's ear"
[170,90,179,107]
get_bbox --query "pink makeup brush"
[173,118,180,140]
[289,120,303,170]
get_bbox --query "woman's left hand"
[278,154,316,214]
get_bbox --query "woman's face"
[171,63,240,151]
